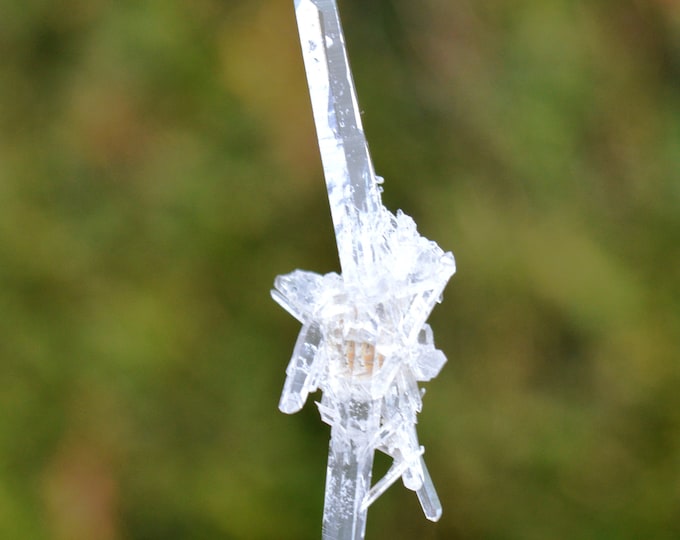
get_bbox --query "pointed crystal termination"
[275,0,457,539]
[416,458,443,522]
[279,321,323,414]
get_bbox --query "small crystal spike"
[274,1,456,538]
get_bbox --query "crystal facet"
[274,1,456,538]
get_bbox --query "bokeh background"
[1,0,679,538]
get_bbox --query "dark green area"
[0,0,678,538]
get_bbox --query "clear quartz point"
[274,0,455,538]
[416,458,443,522]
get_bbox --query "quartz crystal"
[273,1,456,538]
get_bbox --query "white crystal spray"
[273,1,455,538]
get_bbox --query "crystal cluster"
[272,208,455,532]
[275,0,456,538]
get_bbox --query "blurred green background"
[1,0,679,538]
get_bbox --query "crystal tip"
[279,393,305,415]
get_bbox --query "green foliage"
[0,0,678,538]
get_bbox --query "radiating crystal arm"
[415,458,442,522]
[279,322,323,414]
[294,0,383,284]
[360,448,424,512]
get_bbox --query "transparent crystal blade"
[322,399,379,540]
[415,458,442,522]
[279,322,323,414]
[294,0,383,285]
